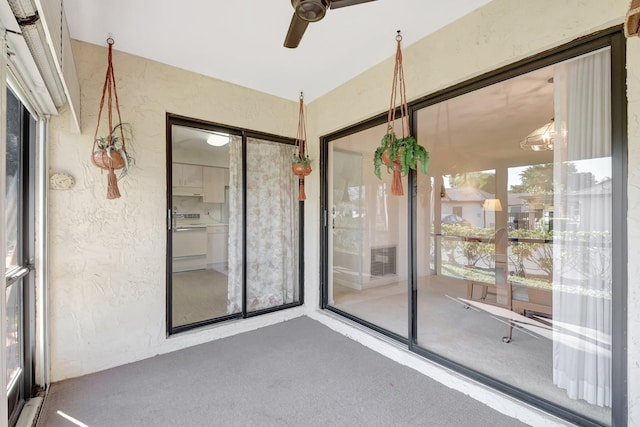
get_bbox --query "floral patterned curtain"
[227,137,299,313]
[227,136,243,314]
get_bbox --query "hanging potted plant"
[90,37,134,200]
[374,130,429,180]
[91,123,134,176]
[292,152,312,176]
[292,92,312,200]
[374,31,429,196]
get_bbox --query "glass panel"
[5,88,21,271]
[6,281,22,391]
[5,88,30,424]
[328,121,408,338]
[171,125,235,327]
[416,49,612,425]
[245,138,299,312]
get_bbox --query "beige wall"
[47,41,304,381]
[48,0,638,424]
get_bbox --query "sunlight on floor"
[56,410,90,427]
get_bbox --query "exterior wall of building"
[47,40,303,381]
[47,0,638,424]
[306,0,637,424]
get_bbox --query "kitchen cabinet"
[203,167,226,203]
[173,163,203,196]
[173,226,207,272]
[207,225,228,266]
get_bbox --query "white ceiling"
[63,0,493,102]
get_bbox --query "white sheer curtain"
[227,137,299,313]
[552,48,612,407]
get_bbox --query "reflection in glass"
[5,88,21,271]
[415,48,612,425]
[5,88,30,423]
[171,125,234,327]
[5,281,22,391]
[328,121,408,338]
[170,125,302,328]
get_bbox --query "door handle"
[6,266,30,288]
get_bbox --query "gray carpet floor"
[172,268,229,327]
[332,276,610,425]
[37,317,526,427]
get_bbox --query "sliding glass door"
[322,32,625,427]
[169,123,235,328]
[326,121,408,339]
[415,48,612,425]
[167,116,302,333]
[5,87,36,426]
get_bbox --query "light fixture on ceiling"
[520,119,555,151]
[206,132,230,147]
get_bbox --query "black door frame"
[165,113,305,335]
[5,86,37,427]
[320,27,627,427]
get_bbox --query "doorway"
[321,33,625,427]
[4,87,36,426]
[166,115,304,334]
[169,123,234,328]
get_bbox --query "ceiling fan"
[284,0,377,48]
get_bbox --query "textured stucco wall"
[47,41,304,381]
[305,0,638,425]
[626,35,640,427]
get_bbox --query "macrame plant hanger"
[91,37,127,199]
[625,0,640,37]
[292,92,312,201]
[386,31,410,196]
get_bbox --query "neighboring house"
[441,188,543,230]
[441,186,492,228]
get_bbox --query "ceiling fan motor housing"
[292,0,330,22]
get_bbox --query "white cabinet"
[173,227,207,272]
[207,225,228,266]
[203,167,226,203]
[173,163,203,196]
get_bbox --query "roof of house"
[442,187,493,202]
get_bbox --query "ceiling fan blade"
[284,13,310,48]
[329,0,377,9]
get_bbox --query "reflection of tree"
[441,224,495,268]
[508,229,553,278]
[333,202,362,255]
[555,230,612,295]
[463,240,493,268]
[509,162,595,194]
[440,236,458,264]
[448,171,495,193]
[6,90,21,179]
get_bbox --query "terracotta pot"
[381,149,401,169]
[92,149,125,170]
[292,163,312,178]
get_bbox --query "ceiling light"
[206,133,230,147]
[520,120,555,151]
